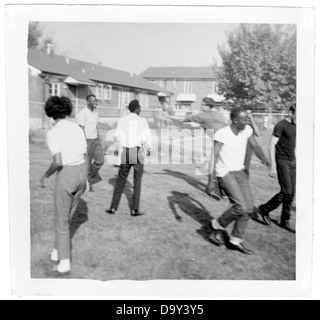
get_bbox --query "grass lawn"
[30,127,296,280]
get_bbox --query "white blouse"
[47,120,87,166]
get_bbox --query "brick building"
[140,67,225,112]
[28,48,172,130]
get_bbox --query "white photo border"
[5,3,315,297]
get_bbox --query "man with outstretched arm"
[168,97,228,199]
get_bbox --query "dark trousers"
[111,147,144,211]
[87,138,105,184]
[217,170,254,239]
[260,158,296,222]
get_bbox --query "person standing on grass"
[257,104,296,233]
[77,95,105,190]
[207,107,261,200]
[106,100,152,217]
[209,107,270,254]
[40,96,88,275]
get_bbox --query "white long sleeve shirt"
[115,113,152,149]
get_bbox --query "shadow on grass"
[270,218,296,234]
[70,199,89,239]
[168,191,214,243]
[108,177,133,210]
[152,169,207,193]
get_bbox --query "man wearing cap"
[179,97,229,199]
[106,100,152,217]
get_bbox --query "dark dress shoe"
[209,229,226,246]
[228,242,254,254]
[131,210,145,217]
[258,205,271,226]
[250,207,259,220]
[106,208,116,215]
[205,188,221,201]
[280,221,296,233]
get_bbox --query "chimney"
[66,55,70,64]
[46,43,53,55]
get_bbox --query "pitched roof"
[28,49,95,84]
[140,67,217,80]
[28,49,172,94]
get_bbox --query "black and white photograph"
[4,2,316,298]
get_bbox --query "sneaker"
[56,259,71,274]
[49,249,59,263]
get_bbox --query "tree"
[28,22,55,53]
[28,22,42,48]
[218,24,296,112]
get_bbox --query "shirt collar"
[87,106,96,113]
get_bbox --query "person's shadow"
[152,169,207,193]
[108,177,133,209]
[168,191,213,242]
[69,199,89,239]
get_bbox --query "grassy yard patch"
[30,127,295,280]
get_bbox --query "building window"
[212,82,219,94]
[118,90,131,109]
[159,80,166,88]
[184,81,193,93]
[49,83,60,96]
[139,94,149,110]
[173,79,177,88]
[96,84,112,100]
[96,84,103,99]
[104,85,112,100]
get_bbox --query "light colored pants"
[217,170,254,239]
[54,163,87,260]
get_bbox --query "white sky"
[39,22,236,74]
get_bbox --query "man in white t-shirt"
[77,95,105,189]
[209,107,270,254]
